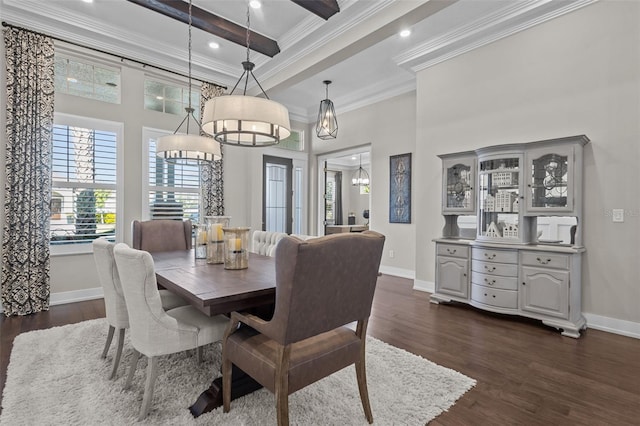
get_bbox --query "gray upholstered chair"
[251,230,287,257]
[113,243,228,420]
[131,219,192,252]
[222,231,385,426]
[92,238,188,380]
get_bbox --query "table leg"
[189,365,263,417]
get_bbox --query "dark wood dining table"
[151,250,277,417]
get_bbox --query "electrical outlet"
[389,250,395,258]
[612,209,624,223]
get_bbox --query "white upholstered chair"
[92,238,187,380]
[251,230,287,257]
[113,243,228,420]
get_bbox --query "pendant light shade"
[352,154,370,186]
[156,0,220,163]
[316,80,338,140]
[202,8,291,147]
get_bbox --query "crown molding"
[394,0,598,73]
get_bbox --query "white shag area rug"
[1,319,475,425]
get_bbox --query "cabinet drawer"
[472,260,518,277]
[521,251,569,269]
[472,248,517,264]
[471,284,518,309]
[471,271,518,290]
[437,244,468,259]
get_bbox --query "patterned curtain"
[2,27,55,316]
[199,82,225,216]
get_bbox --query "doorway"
[317,146,371,235]
[263,155,293,234]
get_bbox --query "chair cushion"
[166,306,228,347]
[226,325,361,394]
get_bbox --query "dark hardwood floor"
[2,275,639,424]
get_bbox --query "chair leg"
[355,355,373,424]
[101,325,115,359]
[109,328,126,380]
[275,345,291,426]
[222,355,233,412]
[139,356,159,421]
[197,346,203,364]
[124,349,141,390]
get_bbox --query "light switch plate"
[612,209,624,223]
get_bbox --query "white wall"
[311,92,417,276]
[415,1,640,323]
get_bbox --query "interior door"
[263,155,293,234]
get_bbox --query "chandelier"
[202,6,290,147]
[352,154,370,186]
[316,80,338,140]
[156,0,221,162]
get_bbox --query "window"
[276,129,304,152]
[144,129,201,221]
[54,54,120,103]
[144,79,200,115]
[51,114,122,251]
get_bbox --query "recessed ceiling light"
[249,1,261,9]
[208,41,220,49]
[351,156,357,160]
[82,0,94,3]
[400,29,411,38]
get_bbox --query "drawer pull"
[492,295,496,298]
[522,282,526,286]
[484,265,496,272]
[463,273,467,277]
[484,293,487,296]
[484,253,496,259]
[447,248,457,255]
[537,257,552,265]
[484,278,496,285]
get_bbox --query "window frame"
[50,113,124,256]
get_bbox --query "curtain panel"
[199,83,225,216]
[335,171,343,225]
[2,27,55,316]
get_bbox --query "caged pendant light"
[156,0,221,163]
[352,153,370,186]
[316,80,338,140]
[202,6,290,147]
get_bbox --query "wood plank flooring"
[2,275,639,424]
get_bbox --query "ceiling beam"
[126,0,280,57]
[290,0,340,20]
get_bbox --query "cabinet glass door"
[526,148,573,213]
[443,158,475,213]
[478,156,521,241]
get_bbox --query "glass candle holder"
[194,223,208,259]
[205,216,231,264]
[223,227,250,270]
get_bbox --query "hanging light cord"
[228,5,270,99]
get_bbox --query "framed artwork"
[389,153,411,223]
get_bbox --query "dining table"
[151,249,277,417]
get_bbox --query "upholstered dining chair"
[222,231,385,426]
[92,238,188,380]
[131,219,192,252]
[251,230,287,257]
[113,243,228,420]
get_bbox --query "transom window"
[54,54,121,104]
[276,129,304,152]
[144,79,200,115]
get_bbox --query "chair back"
[113,243,179,355]
[131,219,192,252]
[270,230,385,345]
[252,230,287,257]
[93,238,129,328]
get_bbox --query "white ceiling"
[0,0,595,123]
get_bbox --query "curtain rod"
[1,21,226,89]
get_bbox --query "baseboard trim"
[379,266,415,280]
[50,287,104,306]
[583,312,640,340]
[413,279,435,293]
